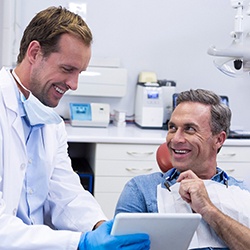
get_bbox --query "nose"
[169,129,186,144]
[65,74,79,91]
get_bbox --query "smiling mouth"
[173,149,190,154]
[54,85,65,94]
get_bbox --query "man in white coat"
[0,6,150,250]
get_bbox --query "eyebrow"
[168,121,175,127]
[61,64,82,72]
[184,122,199,128]
[168,121,199,129]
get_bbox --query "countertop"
[65,123,250,146]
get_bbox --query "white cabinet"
[94,143,160,219]
[94,143,250,219]
[218,146,250,181]
[66,124,250,220]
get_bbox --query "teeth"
[55,86,64,94]
[174,150,188,154]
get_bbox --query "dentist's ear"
[27,41,42,64]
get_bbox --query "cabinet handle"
[219,153,236,158]
[224,168,235,173]
[125,167,153,173]
[126,151,154,157]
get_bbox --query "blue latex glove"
[78,220,150,250]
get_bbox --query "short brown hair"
[17,6,92,64]
[176,89,231,136]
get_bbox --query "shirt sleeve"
[114,178,148,215]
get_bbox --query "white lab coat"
[0,67,107,250]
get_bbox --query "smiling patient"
[114,88,250,250]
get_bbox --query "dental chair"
[156,143,173,173]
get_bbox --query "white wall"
[1,0,250,130]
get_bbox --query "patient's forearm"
[203,205,250,250]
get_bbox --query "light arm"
[203,205,250,250]
[177,170,250,250]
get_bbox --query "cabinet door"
[218,162,250,181]
[96,143,158,161]
[94,143,161,219]
[95,143,161,175]
[95,159,159,176]
[218,146,250,162]
[94,176,132,219]
[218,146,250,180]
[95,176,133,193]
[95,193,121,219]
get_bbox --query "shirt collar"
[162,167,228,188]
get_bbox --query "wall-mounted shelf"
[66,66,127,97]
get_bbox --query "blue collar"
[163,167,229,189]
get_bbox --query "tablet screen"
[111,213,201,250]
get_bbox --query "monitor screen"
[147,91,159,99]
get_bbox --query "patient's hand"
[177,170,214,216]
[176,170,199,182]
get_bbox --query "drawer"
[94,176,134,193]
[96,143,158,161]
[94,192,120,219]
[218,146,250,162]
[218,162,250,181]
[95,159,159,176]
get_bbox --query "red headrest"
[156,143,173,172]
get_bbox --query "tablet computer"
[111,213,201,250]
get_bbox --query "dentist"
[0,6,149,250]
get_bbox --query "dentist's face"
[166,102,219,179]
[28,33,91,107]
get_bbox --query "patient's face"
[166,102,219,179]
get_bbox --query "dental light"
[207,0,250,77]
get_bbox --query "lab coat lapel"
[0,68,27,214]
[0,69,26,147]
